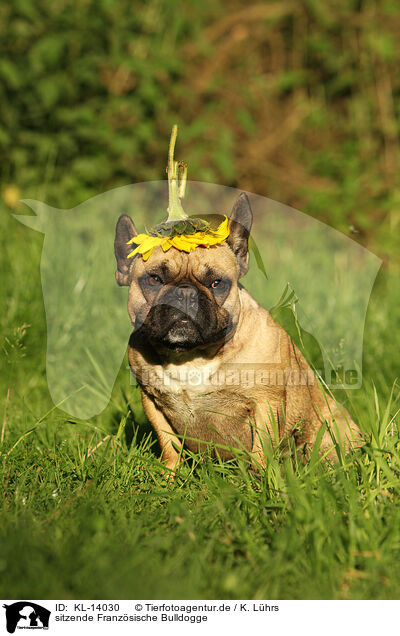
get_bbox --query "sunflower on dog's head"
[126,125,230,262]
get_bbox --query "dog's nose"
[174,284,198,315]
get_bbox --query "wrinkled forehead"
[131,244,238,280]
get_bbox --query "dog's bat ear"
[114,214,138,286]
[226,192,253,277]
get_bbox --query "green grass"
[1,203,400,600]
[2,0,400,602]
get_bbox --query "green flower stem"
[167,124,188,222]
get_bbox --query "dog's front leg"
[140,391,182,473]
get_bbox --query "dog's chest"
[149,362,254,457]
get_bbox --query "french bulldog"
[114,193,360,470]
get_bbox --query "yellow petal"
[137,237,163,252]
[127,236,164,258]
[142,249,153,261]
[170,236,193,251]
[161,240,173,252]
[126,232,153,245]
[210,216,229,239]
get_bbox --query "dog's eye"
[211,279,223,289]
[148,274,163,286]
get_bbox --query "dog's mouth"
[134,305,232,353]
[155,314,203,352]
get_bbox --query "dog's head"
[114,193,253,353]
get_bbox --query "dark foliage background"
[1,0,400,259]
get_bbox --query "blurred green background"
[1,0,400,262]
